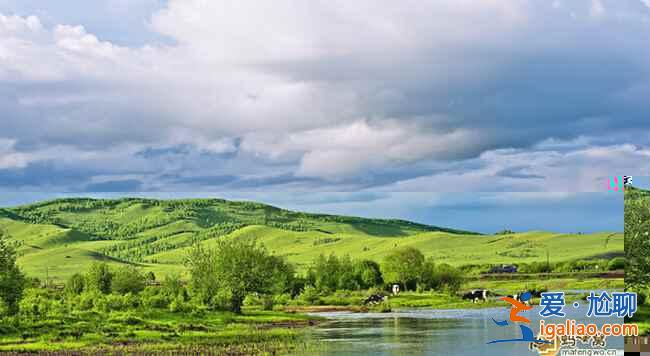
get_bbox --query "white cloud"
[240,120,482,180]
[386,141,650,192]
[0,1,648,191]
[0,139,29,169]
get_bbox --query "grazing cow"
[462,289,489,303]
[392,284,400,296]
[363,294,386,305]
[506,293,532,305]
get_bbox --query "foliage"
[297,285,321,305]
[0,229,25,315]
[85,262,113,294]
[625,187,650,290]
[381,247,425,291]
[607,257,626,271]
[186,238,292,313]
[427,263,463,293]
[65,273,85,295]
[111,265,146,295]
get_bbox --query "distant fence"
[43,279,187,290]
[470,270,623,281]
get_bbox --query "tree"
[187,237,292,313]
[85,262,113,294]
[0,229,25,315]
[65,273,85,295]
[144,271,156,282]
[112,265,146,294]
[431,263,463,293]
[354,260,383,289]
[381,247,425,291]
[625,190,650,290]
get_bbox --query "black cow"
[363,294,386,305]
[462,289,489,303]
[505,293,530,306]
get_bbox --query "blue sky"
[0,1,647,209]
[633,176,650,190]
[0,191,622,234]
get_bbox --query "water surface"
[302,306,624,355]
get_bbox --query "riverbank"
[0,308,322,354]
[278,276,624,312]
[0,276,623,353]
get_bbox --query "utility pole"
[546,249,550,280]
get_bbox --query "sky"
[633,176,650,190]
[0,1,642,230]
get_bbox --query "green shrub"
[0,230,26,315]
[273,293,292,306]
[106,294,127,311]
[78,291,98,311]
[298,285,320,305]
[261,295,274,311]
[93,295,109,313]
[85,263,112,294]
[161,273,186,299]
[18,289,49,318]
[371,301,391,313]
[636,291,647,306]
[112,265,145,295]
[142,294,169,309]
[65,273,85,295]
[607,257,626,271]
[169,295,189,313]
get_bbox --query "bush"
[65,273,85,295]
[273,293,292,306]
[78,291,99,310]
[0,230,26,315]
[85,263,112,294]
[636,291,647,306]
[18,289,50,318]
[607,257,626,271]
[161,273,186,300]
[298,285,321,305]
[432,264,463,293]
[105,294,128,311]
[261,295,274,311]
[142,294,170,309]
[112,265,145,295]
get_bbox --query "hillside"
[0,198,623,281]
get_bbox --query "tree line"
[0,228,463,317]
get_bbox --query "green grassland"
[0,304,318,354]
[0,197,623,281]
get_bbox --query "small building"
[489,264,517,274]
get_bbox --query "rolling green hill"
[0,198,623,281]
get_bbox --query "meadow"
[0,197,625,353]
[0,198,623,281]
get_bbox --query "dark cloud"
[84,179,143,192]
[496,166,545,180]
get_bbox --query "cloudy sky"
[0,0,648,194]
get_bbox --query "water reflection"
[303,306,624,355]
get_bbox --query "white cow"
[392,284,400,296]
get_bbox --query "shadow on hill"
[586,251,625,260]
[86,250,144,267]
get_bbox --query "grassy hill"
[0,198,623,281]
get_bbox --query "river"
[302,305,625,355]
